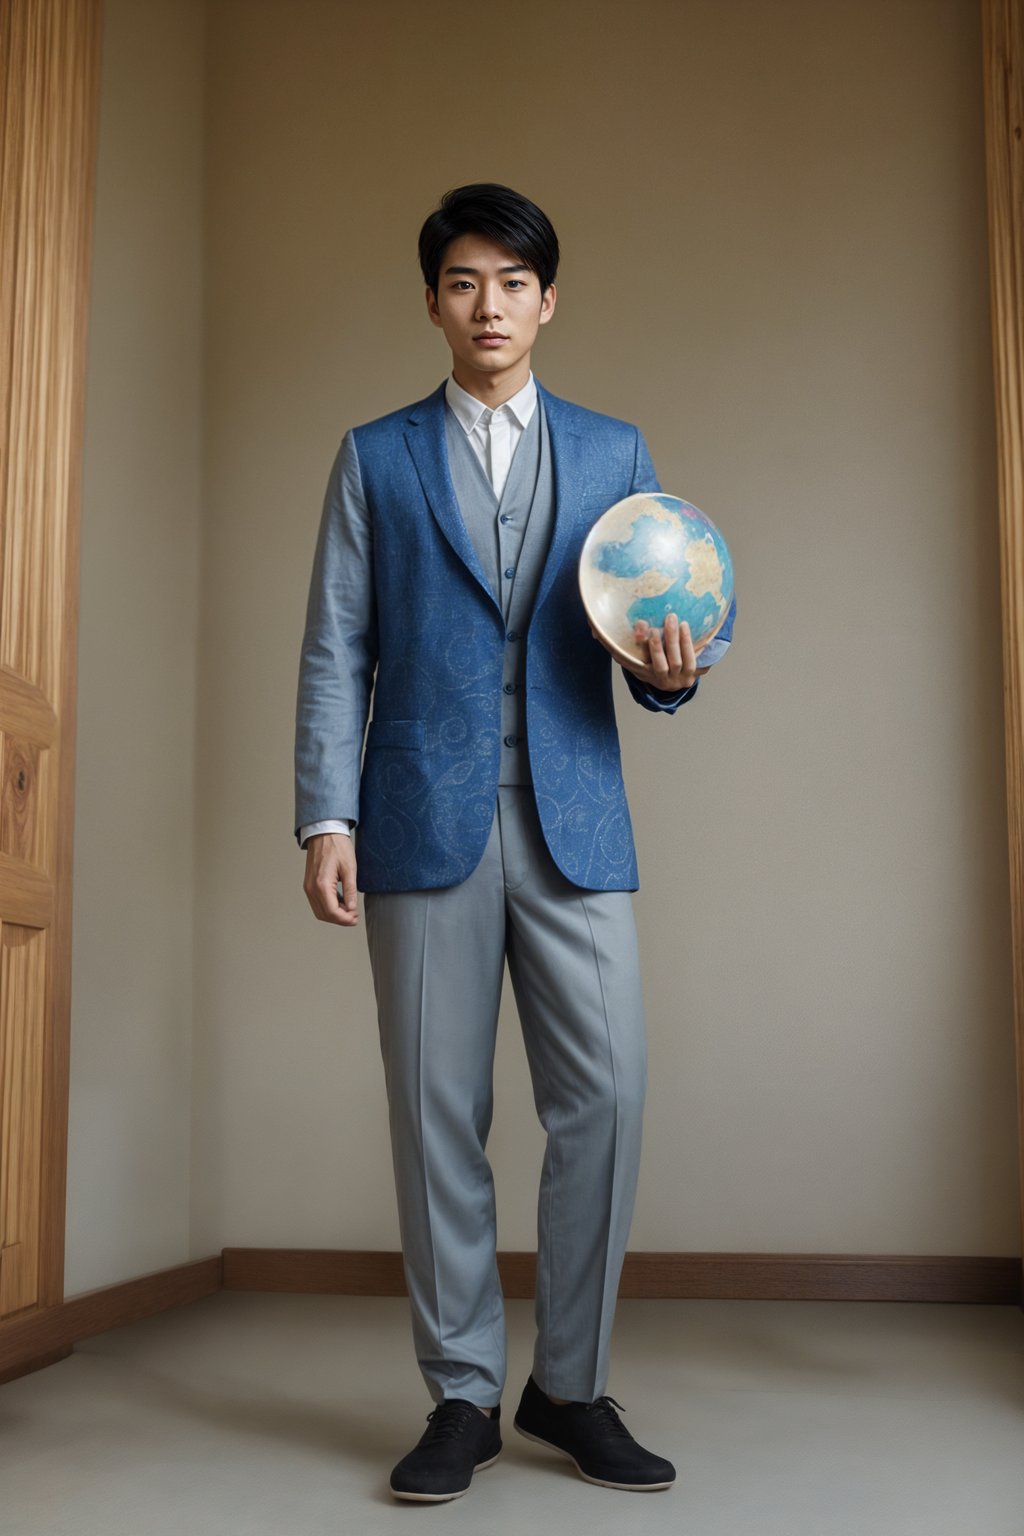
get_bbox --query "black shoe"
[513,1374,675,1491]
[389,1398,502,1502]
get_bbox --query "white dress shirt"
[299,373,536,849]
[444,368,537,500]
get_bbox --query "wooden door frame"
[38,0,103,1317]
[981,0,1024,1300]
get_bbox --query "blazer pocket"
[366,717,425,750]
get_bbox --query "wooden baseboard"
[221,1248,1023,1305]
[1,1248,1018,1387]
[0,1255,221,1378]
[0,1344,73,1387]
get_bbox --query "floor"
[0,1292,1022,1535]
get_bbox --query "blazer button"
[503,682,516,694]
[504,733,517,747]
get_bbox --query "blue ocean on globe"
[590,494,734,645]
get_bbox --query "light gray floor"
[1,1292,1023,1535]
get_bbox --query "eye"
[506,279,525,289]
[452,280,474,290]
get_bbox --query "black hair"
[418,183,560,297]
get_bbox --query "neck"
[451,356,532,408]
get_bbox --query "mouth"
[474,332,508,342]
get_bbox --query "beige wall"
[70,0,205,1293]
[72,0,1019,1290]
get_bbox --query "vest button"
[504,734,517,747]
[504,566,515,579]
[499,513,512,524]
[506,629,519,641]
[503,682,516,694]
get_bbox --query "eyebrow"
[443,264,530,276]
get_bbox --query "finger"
[319,872,359,925]
[622,624,655,682]
[679,618,697,672]
[646,622,671,681]
[662,612,683,674]
[312,872,358,925]
[633,618,652,662]
[338,850,359,914]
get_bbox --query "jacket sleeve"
[619,425,700,714]
[293,431,378,846]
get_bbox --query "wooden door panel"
[0,0,101,1323]
[0,921,47,1316]
[0,665,58,876]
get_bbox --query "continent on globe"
[578,493,735,669]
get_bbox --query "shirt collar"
[444,370,537,435]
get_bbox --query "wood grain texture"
[0,0,102,1329]
[0,923,46,1316]
[0,666,57,747]
[981,0,1024,1302]
[0,854,52,928]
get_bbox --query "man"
[294,183,735,1503]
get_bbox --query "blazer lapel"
[532,380,584,619]
[403,383,501,613]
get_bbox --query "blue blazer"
[294,378,735,892]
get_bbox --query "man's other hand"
[590,612,711,691]
[303,832,360,927]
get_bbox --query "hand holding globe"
[617,611,709,692]
[579,492,735,689]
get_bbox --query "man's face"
[426,233,556,389]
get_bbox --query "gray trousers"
[363,785,648,1409]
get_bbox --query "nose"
[474,282,504,321]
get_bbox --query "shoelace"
[582,1394,634,1438]
[421,1400,484,1442]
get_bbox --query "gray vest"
[444,397,555,784]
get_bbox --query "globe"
[578,492,734,668]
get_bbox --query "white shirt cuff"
[299,818,353,848]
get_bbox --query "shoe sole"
[389,1449,502,1502]
[513,1423,675,1492]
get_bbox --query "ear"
[538,281,557,325]
[425,285,444,328]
